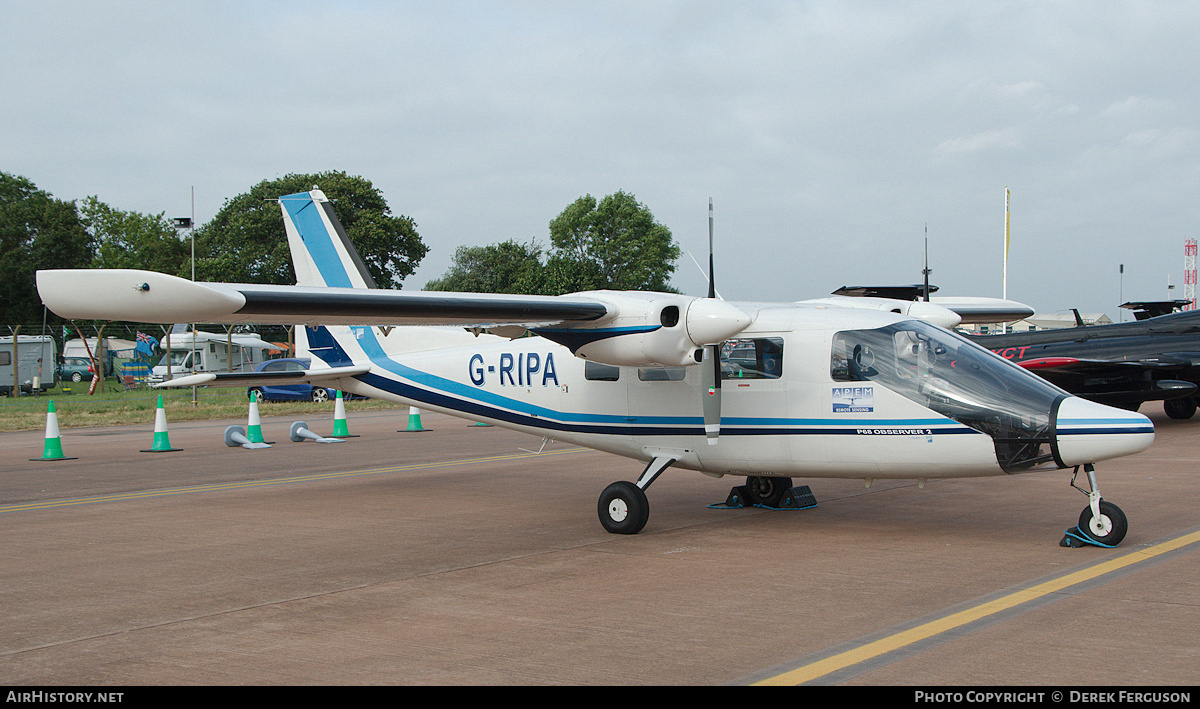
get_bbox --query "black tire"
[71,372,82,383]
[1078,500,1127,546]
[1164,396,1197,420]
[248,387,264,401]
[311,388,331,403]
[598,481,649,534]
[746,476,792,508]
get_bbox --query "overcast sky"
[5,1,1199,320]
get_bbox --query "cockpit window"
[832,320,1069,472]
[720,337,783,380]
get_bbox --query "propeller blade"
[702,198,721,445]
[708,198,716,300]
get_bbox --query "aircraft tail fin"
[279,189,377,289]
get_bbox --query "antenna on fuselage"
[923,227,932,302]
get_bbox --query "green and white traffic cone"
[32,400,76,461]
[246,390,267,444]
[331,390,358,438]
[402,406,428,432]
[141,395,181,452]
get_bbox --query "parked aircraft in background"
[966,303,1200,420]
[36,191,1154,545]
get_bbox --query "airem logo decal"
[832,386,873,413]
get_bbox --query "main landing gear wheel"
[1078,500,1127,546]
[746,476,792,508]
[598,481,649,535]
[1164,396,1197,420]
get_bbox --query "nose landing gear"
[1062,464,1128,547]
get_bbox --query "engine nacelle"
[536,291,752,367]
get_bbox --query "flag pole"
[1003,187,1010,301]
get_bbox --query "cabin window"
[0,352,9,366]
[719,337,784,380]
[584,362,620,381]
[638,367,686,381]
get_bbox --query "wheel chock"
[707,484,818,511]
[289,421,344,443]
[707,485,754,509]
[1059,526,1117,549]
[779,485,818,510]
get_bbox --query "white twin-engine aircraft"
[36,190,1154,545]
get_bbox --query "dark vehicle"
[58,356,93,383]
[966,305,1200,419]
[246,358,337,403]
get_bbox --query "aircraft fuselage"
[309,305,1151,482]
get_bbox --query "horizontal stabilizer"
[153,364,370,389]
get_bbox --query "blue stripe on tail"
[279,192,353,288]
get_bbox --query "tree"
[81,196,189,274]
[192,171,427,288]
[546,191,679,294]
[424,240,548,293]
[423,191,680,296]
[0,172,94,327]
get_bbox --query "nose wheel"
[1063,464,1128,547]
[1077,499,1127,545]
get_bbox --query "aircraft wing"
[1018,353,1200,374]
[155,364,371,389]
[36,268,755,369]
[828,286,1034,325]
[36,269,611,328]
[1015,354,1199,405]
[929,297,1034,324]
[832,284,938,299]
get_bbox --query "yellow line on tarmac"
[0,447,588,515]
[755,528,1200,686]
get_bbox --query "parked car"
[58,356,93,383]
[246,358,337,403]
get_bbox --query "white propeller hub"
[685,298,752,347]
